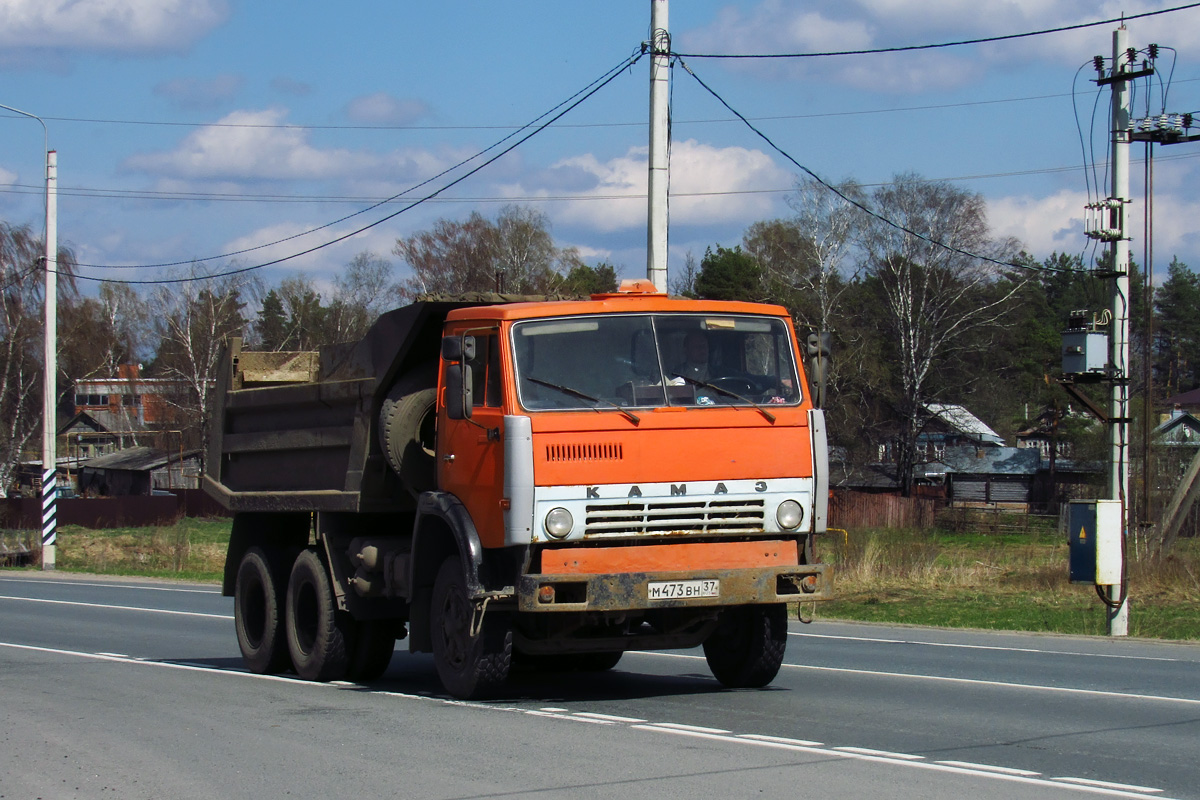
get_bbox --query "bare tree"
[393,212,498,296]
[0,222,77,495]
[326,251,400,342]
[858,173,1023,495]
[151,267,250,450]
[393,205,572,297]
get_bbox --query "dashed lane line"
[638,651,1200,705]
[0,594,231,619]
[0,640,1176,800]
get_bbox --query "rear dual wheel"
[234,546,396,682]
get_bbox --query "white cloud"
[509,140,789,233]
[345,93,430,125]
[988,189,1087,257]
[123,108,461,182]
[683,1,1200,89]
[0,165,17,184]
[0,0,229,51]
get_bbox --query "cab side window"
[468,333,502,408]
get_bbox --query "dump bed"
[203,299,474,513]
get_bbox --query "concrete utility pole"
[1107,26,1132,635]
[42,149,58,570]
[646,0,670,291]
[0,103,57,569]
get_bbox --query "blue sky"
[2,1,1200,294]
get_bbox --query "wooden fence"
[828,489,941,530]
[0,489,230,530]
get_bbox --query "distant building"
[76,446,203,496]
[1154,406,1200,447]
[72,364,192,431]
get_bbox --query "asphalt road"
[1,572,1197,800]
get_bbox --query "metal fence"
[0,489,230,530]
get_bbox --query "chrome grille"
[584,498,765,536]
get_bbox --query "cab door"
[438,328,507,548]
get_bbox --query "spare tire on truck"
[379,367,438,495]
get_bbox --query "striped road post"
[42,466,56,569]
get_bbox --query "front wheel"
[431,558,511,699]
[702,604,787,688]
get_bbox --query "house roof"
[80,446,201,472]
[57,411,108,436]
[927,446,1042,476]
[1154,411,1200,444]
[1163,387,1200,407]
[924,403,1005,445]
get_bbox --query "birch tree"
[858,173,1022,495]
[151,268,250,450]
[0,222,76,495]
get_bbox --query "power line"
[71,52,643,273]
[7,150,1199,207]
[69,52,644,285]
[677,58,1075,275]
[673,3,1200,59]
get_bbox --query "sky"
[3,0,1200,298]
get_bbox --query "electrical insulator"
[1093,55,1105,74]
[1184,114,1194,129]
[1150,43,1159,60]
[1126,47,1137,65]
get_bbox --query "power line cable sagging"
[676,58,1073,275]
[73,50,644,285]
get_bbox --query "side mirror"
[441,335,476,362]
[444,363,473,420]
[806,332,832,409]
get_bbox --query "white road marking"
[936,760,1041,776]
[637,651,1200,705]
[1053,777,1164,793]
[0,576,219,594]
[0,594,232,620]
[791,631,1186,663]
[739,733,823,747]
[573,712,647,723]
[0,640,1175,800]
[834,746,924,760]
[647,721,731,734]
[629,724,1171,798]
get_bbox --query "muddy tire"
[380,386,438,494]
[431,558,511,699]
[285,549,352,682]
[233,546,291,674]
[702,604,787,689]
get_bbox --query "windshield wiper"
[526,376,640,425]
[679,376,776,423]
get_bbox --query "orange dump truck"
[204,282,831,698]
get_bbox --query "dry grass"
[816,513,1200,639]
[3,517,231,581]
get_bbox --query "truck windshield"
[513,314,802,411]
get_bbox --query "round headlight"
[544,507,574,538]
[776,499,803,530]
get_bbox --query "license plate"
[647,579,719,600]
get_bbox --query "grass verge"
[811,519,1200,640]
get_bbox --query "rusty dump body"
[206,287,832,697]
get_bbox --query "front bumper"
[517,562,832,612]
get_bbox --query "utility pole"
[646,0,670,290]
[42,149,58,570]
[1105,27,1135,635]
